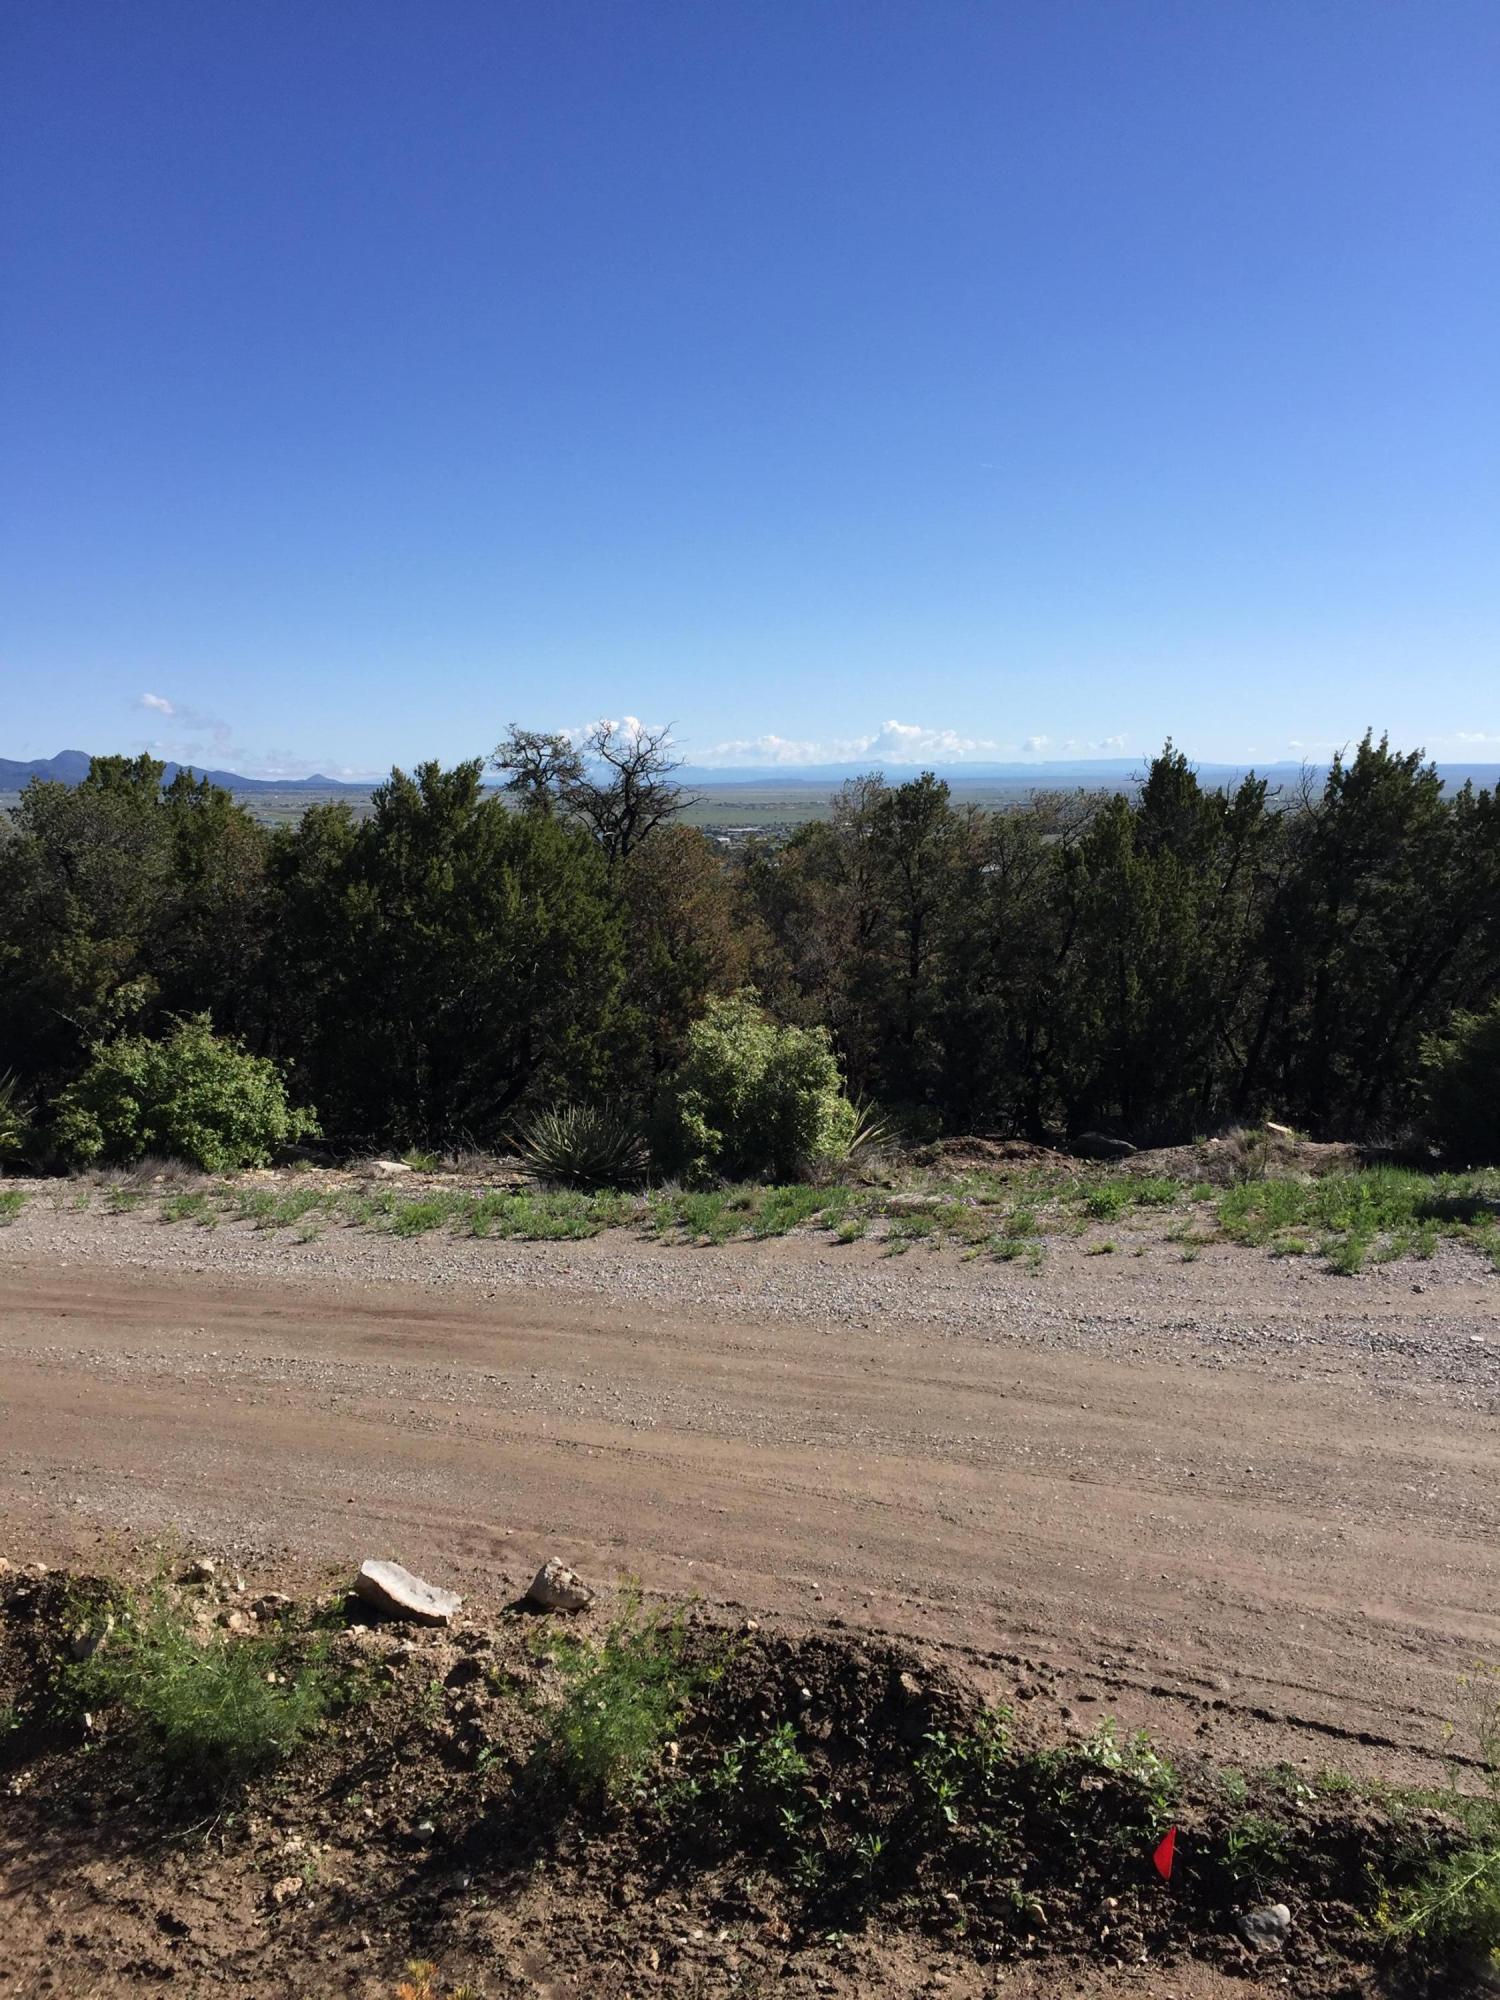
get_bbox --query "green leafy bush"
[1421,1002,1500,1162]
[514,1103,647,1188]
[52,1015,319,1171]
[659,990,859,1181]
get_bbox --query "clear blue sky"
[3,0,1497,776]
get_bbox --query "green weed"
[884,1213,938,1254]
[754,1184,837,1237]
[532,1599,708,1805]
[915,1709,1011,1834]
[160,1190,216,1227]
[1222,1811,1290,1891]
[649,1188,756,1244]
[1380,1664,1500,1969]
[0,1189,26,1225]
[466,1189,635,1240]
[390,1196,458,1237]
[67,1581,351,1788]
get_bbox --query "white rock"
[525,1557,594,1612]
[369,1159,413,1177]
[353,1559,461,1626]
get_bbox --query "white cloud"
[131,689,361,779]
[563,714,659,747]
[1021,735,1050,755]
[701,718,1008,767]
[135,690,234,752]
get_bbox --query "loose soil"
[1,1197,1498,1995]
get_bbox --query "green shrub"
[658,990,859,1182]
[533,1599,705,1804]
[68,1581,342,1785]
[51,1015,319,1171]
[514,1103,648,1189]
[1421,1003,1500,1163]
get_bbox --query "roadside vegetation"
[21,1145,1497,1276]
[9,1571,365,1793]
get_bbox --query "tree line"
[1,729,1497,1163]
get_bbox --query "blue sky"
[3,0,1497,776]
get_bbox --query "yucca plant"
[0,1070,33,1166]
[843,1098,892,1162]
[513,1103,647,1190]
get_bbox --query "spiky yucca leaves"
[513,1104,647,1190]
[0,1071,33,1165]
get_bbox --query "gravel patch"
[3,1186,1498,1408]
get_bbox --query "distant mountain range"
[5,749,1499,796]
[673,758,1298,786]
[0,751,372,793]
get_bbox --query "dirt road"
[2,1208,1498,1783]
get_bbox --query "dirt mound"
[1129,1132,1361,1184]
[919,1136,1077,1173]
[0,1563,1480,1999]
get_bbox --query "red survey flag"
[1152,1827,1177,1880]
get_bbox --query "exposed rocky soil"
[0,1563,1481,2000]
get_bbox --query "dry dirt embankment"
[2,1200,1497,1787]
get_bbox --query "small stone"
[251,1592,294,1621]
[270,1875,303,1907]
[369,1158,413,1177]
[353,1559,461,1626]
[183,1557,217,1584]
[1237,1902,1292,1949]
[525,1557,593,1613]
[69,1615,114,1662]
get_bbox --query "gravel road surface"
[2,1201,1497,1782]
